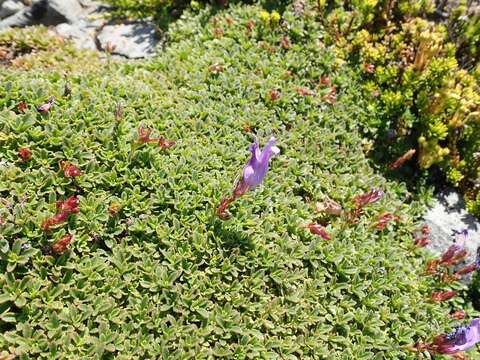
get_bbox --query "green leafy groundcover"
[0,4,475,359]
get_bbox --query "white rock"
[424,188,480,281]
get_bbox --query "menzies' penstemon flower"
[56,196,80,214]
[217,137,279,219]
[431,290,456,302]
[134,126,176,154]
[37,96,55,113]
[454,246,480,277]
[423,318,480,355]
[440,230,469,266]
[42,196,80,231]
[375,212,400,230]
[347,188,384,222]
[18,147,32,162]
[52,234,73,254]
[242,137,280,191]
[301,223,331,240]
[353,188,384,208]
[60,161,82,178]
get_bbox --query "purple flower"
[241,136,280,191]
[353,188,384,208]
[429,318,480,354]
[216,136,279,219]
[437,229,469,266]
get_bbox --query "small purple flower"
[241,136,280,191]
[216,136,280,219]
[429,318,480,354]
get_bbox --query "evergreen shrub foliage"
[0,3,476,359]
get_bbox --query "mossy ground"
[0,4,477,359]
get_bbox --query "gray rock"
[0,0,83,30]
[0,4,31,29]
[0,0,25,19]
[424,188,480,281]
[55,21,97,50]
[96,22,159,59]
[47,0,83,24]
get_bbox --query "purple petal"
[249,138,262,165]
[242,137,279,190]
[261,137,280,162]
[445,318,480,353]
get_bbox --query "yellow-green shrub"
[316,0,480,216]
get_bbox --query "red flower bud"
[421,225,431,235]
[425,260,439,275]
[353,188,384,209]
[268,89,281,102]
[137,126,175,149]
[388,149,416,170]
[375,212,400,230]
[52,234,73,254]
[295,87,315,97]
[42,212,69,231]
[415,236,431,247]
[363,63,375,73]
[441,272,461,283]
[303,223,331,240]
[213,27,224,38]
[322,86,337,104]
[319,76,331,86]
[17,101,27,113]
[60,161,82,177]
[137,126,154,143]
[440,245,467,266]
[455,263,478,276]
[208,63,224,73]
[450,310,466,320]
[108,202,122,215]
[56,196,80,214]
[431,290,456,302]
[316,198,342,215]
[18,147,32,162]
[281,36,291,49]
[216,196,233,220]
[158,137,176,149]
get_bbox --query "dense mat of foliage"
[0,3,478,359]
[0,26,100,70]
